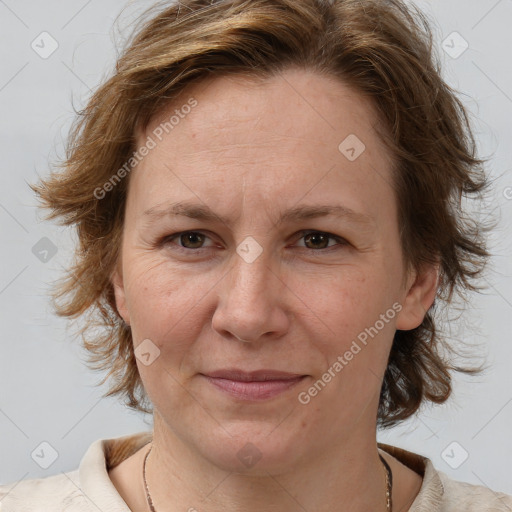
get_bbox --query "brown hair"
[33,0,492,428]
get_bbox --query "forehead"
[143,68,389,154]
[130,68,396,224]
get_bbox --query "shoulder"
[0,469,93,511]
[378,443,512,512]
[0,431,152,511]
[437,470,512,512]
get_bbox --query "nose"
[211,252,290,343]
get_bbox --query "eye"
[161,230,348,254]
[163,231,215,250]
[294,230,347,250]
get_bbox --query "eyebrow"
[142,201,375,228]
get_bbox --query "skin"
[110,67,438,512]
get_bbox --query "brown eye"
[303,232,330,249]
[179,232,206,249]
[160,231,219,257]
[297,230,346,250]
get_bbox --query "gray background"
[1,0,511,496]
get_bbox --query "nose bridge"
[211,244,288,342]
[228,249,274,305]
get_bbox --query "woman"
[1,0,510,510]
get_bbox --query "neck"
[144,413,389,512]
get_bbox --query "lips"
[203,369,305,382]
[201,369,307,400]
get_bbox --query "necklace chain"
[143,443,392,512]
[380,452,393,512]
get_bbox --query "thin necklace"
[143,443,393,512]
[380,452,393,511]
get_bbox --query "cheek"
[299,266,392,341]
[305,276,398,406]
[123,254,208,343]
[301,266,399,401]
[124,256,212,394]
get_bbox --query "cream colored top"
[1,431,511,511]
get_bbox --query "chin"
[193,423,309,475]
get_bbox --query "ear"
[111,264,131,326]
[395,263,439,330]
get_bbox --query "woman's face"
[113,68,436,472]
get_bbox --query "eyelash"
[161,230,348,254]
